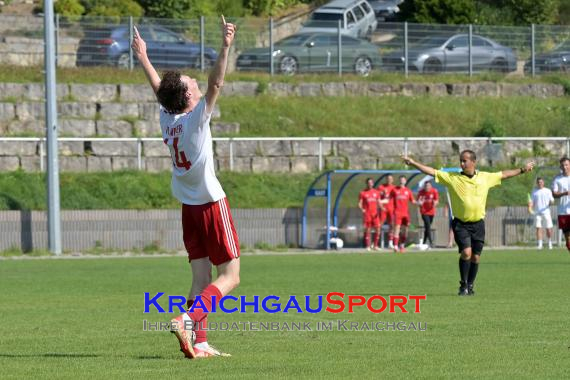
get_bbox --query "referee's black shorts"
[451,218,485,254]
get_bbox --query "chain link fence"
[1,14,570,76]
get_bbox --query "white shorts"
[535,210,553,229]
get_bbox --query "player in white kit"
[132,16,239,359]
[529,177,554,249]
[552,157,570,252]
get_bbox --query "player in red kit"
[359,178,381,251]
[417,180,439,248]
[377,174,395,249]
[390,175,416,253]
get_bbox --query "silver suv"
[300,0,378,39]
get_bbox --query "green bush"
[55,0,85,17]
[474,118,505,138]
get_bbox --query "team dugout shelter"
[301,169,460,249]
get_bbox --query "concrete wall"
[0,206,557,252]
[0,81,566,173]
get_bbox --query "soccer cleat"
[373,246,381,251]
[467,284,475,296]
[548,242,553,250]
[458,282,468,296]
[194,342,231,358]
[388,241,394,249]
[399,244,406,253]
[170,314,196,359]
[366,247,372,252]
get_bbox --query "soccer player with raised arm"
[552,157,570,252]
[132,16,239,358]
[403,150,534,295]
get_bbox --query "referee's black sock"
[459,258,471,286]
[467,262,479,286]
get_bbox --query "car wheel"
[280,56,298,75]
[354,56,372,76]
[423,58,442,73]
[116,53,130,69]
[491,58,508,73]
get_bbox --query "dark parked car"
[77,25,217,69]
[525,40,570,73]
[236,32,381,76]
[383,34,517,73]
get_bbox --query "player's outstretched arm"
[501,161,535,180]
[402,155,436,176]
[131,26,160,95]
[206,15,236,115]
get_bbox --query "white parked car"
[300,0,378,39]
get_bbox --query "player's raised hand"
[401,155,414,166]
[524,160,536,173]
[221,14,237,48]
[131,25,147,59]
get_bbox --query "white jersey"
[531,187,554,214]
[159,98,225,205]
[551,174,570,215]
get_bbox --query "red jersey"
[359,188,380,215]
[391,186,414,216]
[417,188,439,216]
[377,184,395,212]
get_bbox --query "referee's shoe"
[458,282,469,296]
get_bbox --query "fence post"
[531,24,535,78]
[40,138,45,172]
[269,17,274,76]
[404,22,408,78]
[318,138,323,171]
[137,138,142,170]
[338,20,342,76]
[229,138,234,171]
[55,13,60,67]
[128,16,134,71]
[200,16,205,72]
[468,24,473,77]
[567,138,570,157]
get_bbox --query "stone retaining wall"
[0,81,566,172]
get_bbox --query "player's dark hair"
[157,71,188,114]
[560,156,570,165]
[536,177,543,182]
[366,177,373,183]
[399,175,406,180]
[460,150,476,161]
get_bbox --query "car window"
[449,36,468,48]
[352,5,365,21]
[306,12,343,28]
[346,11,356,26]
[473,37,492,47]
[360,2,372,14]
[278,34,310,46]
[153,28,181,43]
[341,36,360,46]
[312,35,335,46]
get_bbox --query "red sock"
[364,231,370,248]
[373,231,380,247]
[566,239,570,251]
[400,234,407,246]
[187,299,207,344]
[393,236,399,247]
[187,284,222,324]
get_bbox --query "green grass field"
[1,249,568,379]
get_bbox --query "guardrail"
[1,136,568,172]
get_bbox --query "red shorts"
[182,198,240,265]
[380,209,394,225]
[394,213,410,227]
[363,213,380,228]
[558,215,570,232]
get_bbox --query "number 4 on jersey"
[167,137,191,170]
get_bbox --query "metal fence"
[1,14,570,76]
[1,136,569,173]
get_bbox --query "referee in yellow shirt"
[403,150,535,296]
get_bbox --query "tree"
[476,0,559,25]
[81,0,143,17]
[398,0,476,24]
[55,0,85,17]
